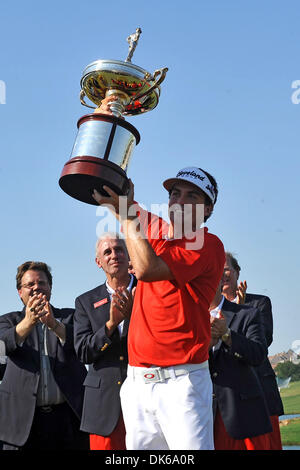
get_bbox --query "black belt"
[37,403,67,413]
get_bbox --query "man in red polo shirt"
[92,117,225,449]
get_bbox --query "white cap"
[163,167,216,204]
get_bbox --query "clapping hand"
[236,280,247,304]
[106,287,136,336]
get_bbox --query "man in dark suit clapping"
[0,261,88,450]
[209,280,272,450]
[74,233,136,450]
[222,252,284,449]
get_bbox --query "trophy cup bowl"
[59,30,168,205]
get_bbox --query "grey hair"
[95,232,125,257]
[225,251,241,274]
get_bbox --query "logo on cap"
[176,170,205,181]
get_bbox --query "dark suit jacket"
[0,306,87,447]
[0,340,6,380]
[245,293,284,416]
[74,278,136,436]
[209,298,272,440]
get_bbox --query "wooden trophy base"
[59,157,130,205]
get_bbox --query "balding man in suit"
[74,233,136,450]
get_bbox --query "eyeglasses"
[20,281,49,289]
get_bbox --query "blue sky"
[0,0,299,355]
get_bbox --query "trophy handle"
[132,67,168,103]
[80,89,96,109]
[79,66,168,112]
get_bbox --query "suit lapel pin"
[93,298,108,309]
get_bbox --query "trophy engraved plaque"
[59,28,168,205]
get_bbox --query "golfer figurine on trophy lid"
[59,28,168,205]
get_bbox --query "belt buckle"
[40,406,53,413]
[143,367,164,384]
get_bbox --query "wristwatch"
[221,328,231,342]
[48,319,60,332]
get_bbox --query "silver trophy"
[59,28,168,205]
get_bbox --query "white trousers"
[120,364,214,450]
